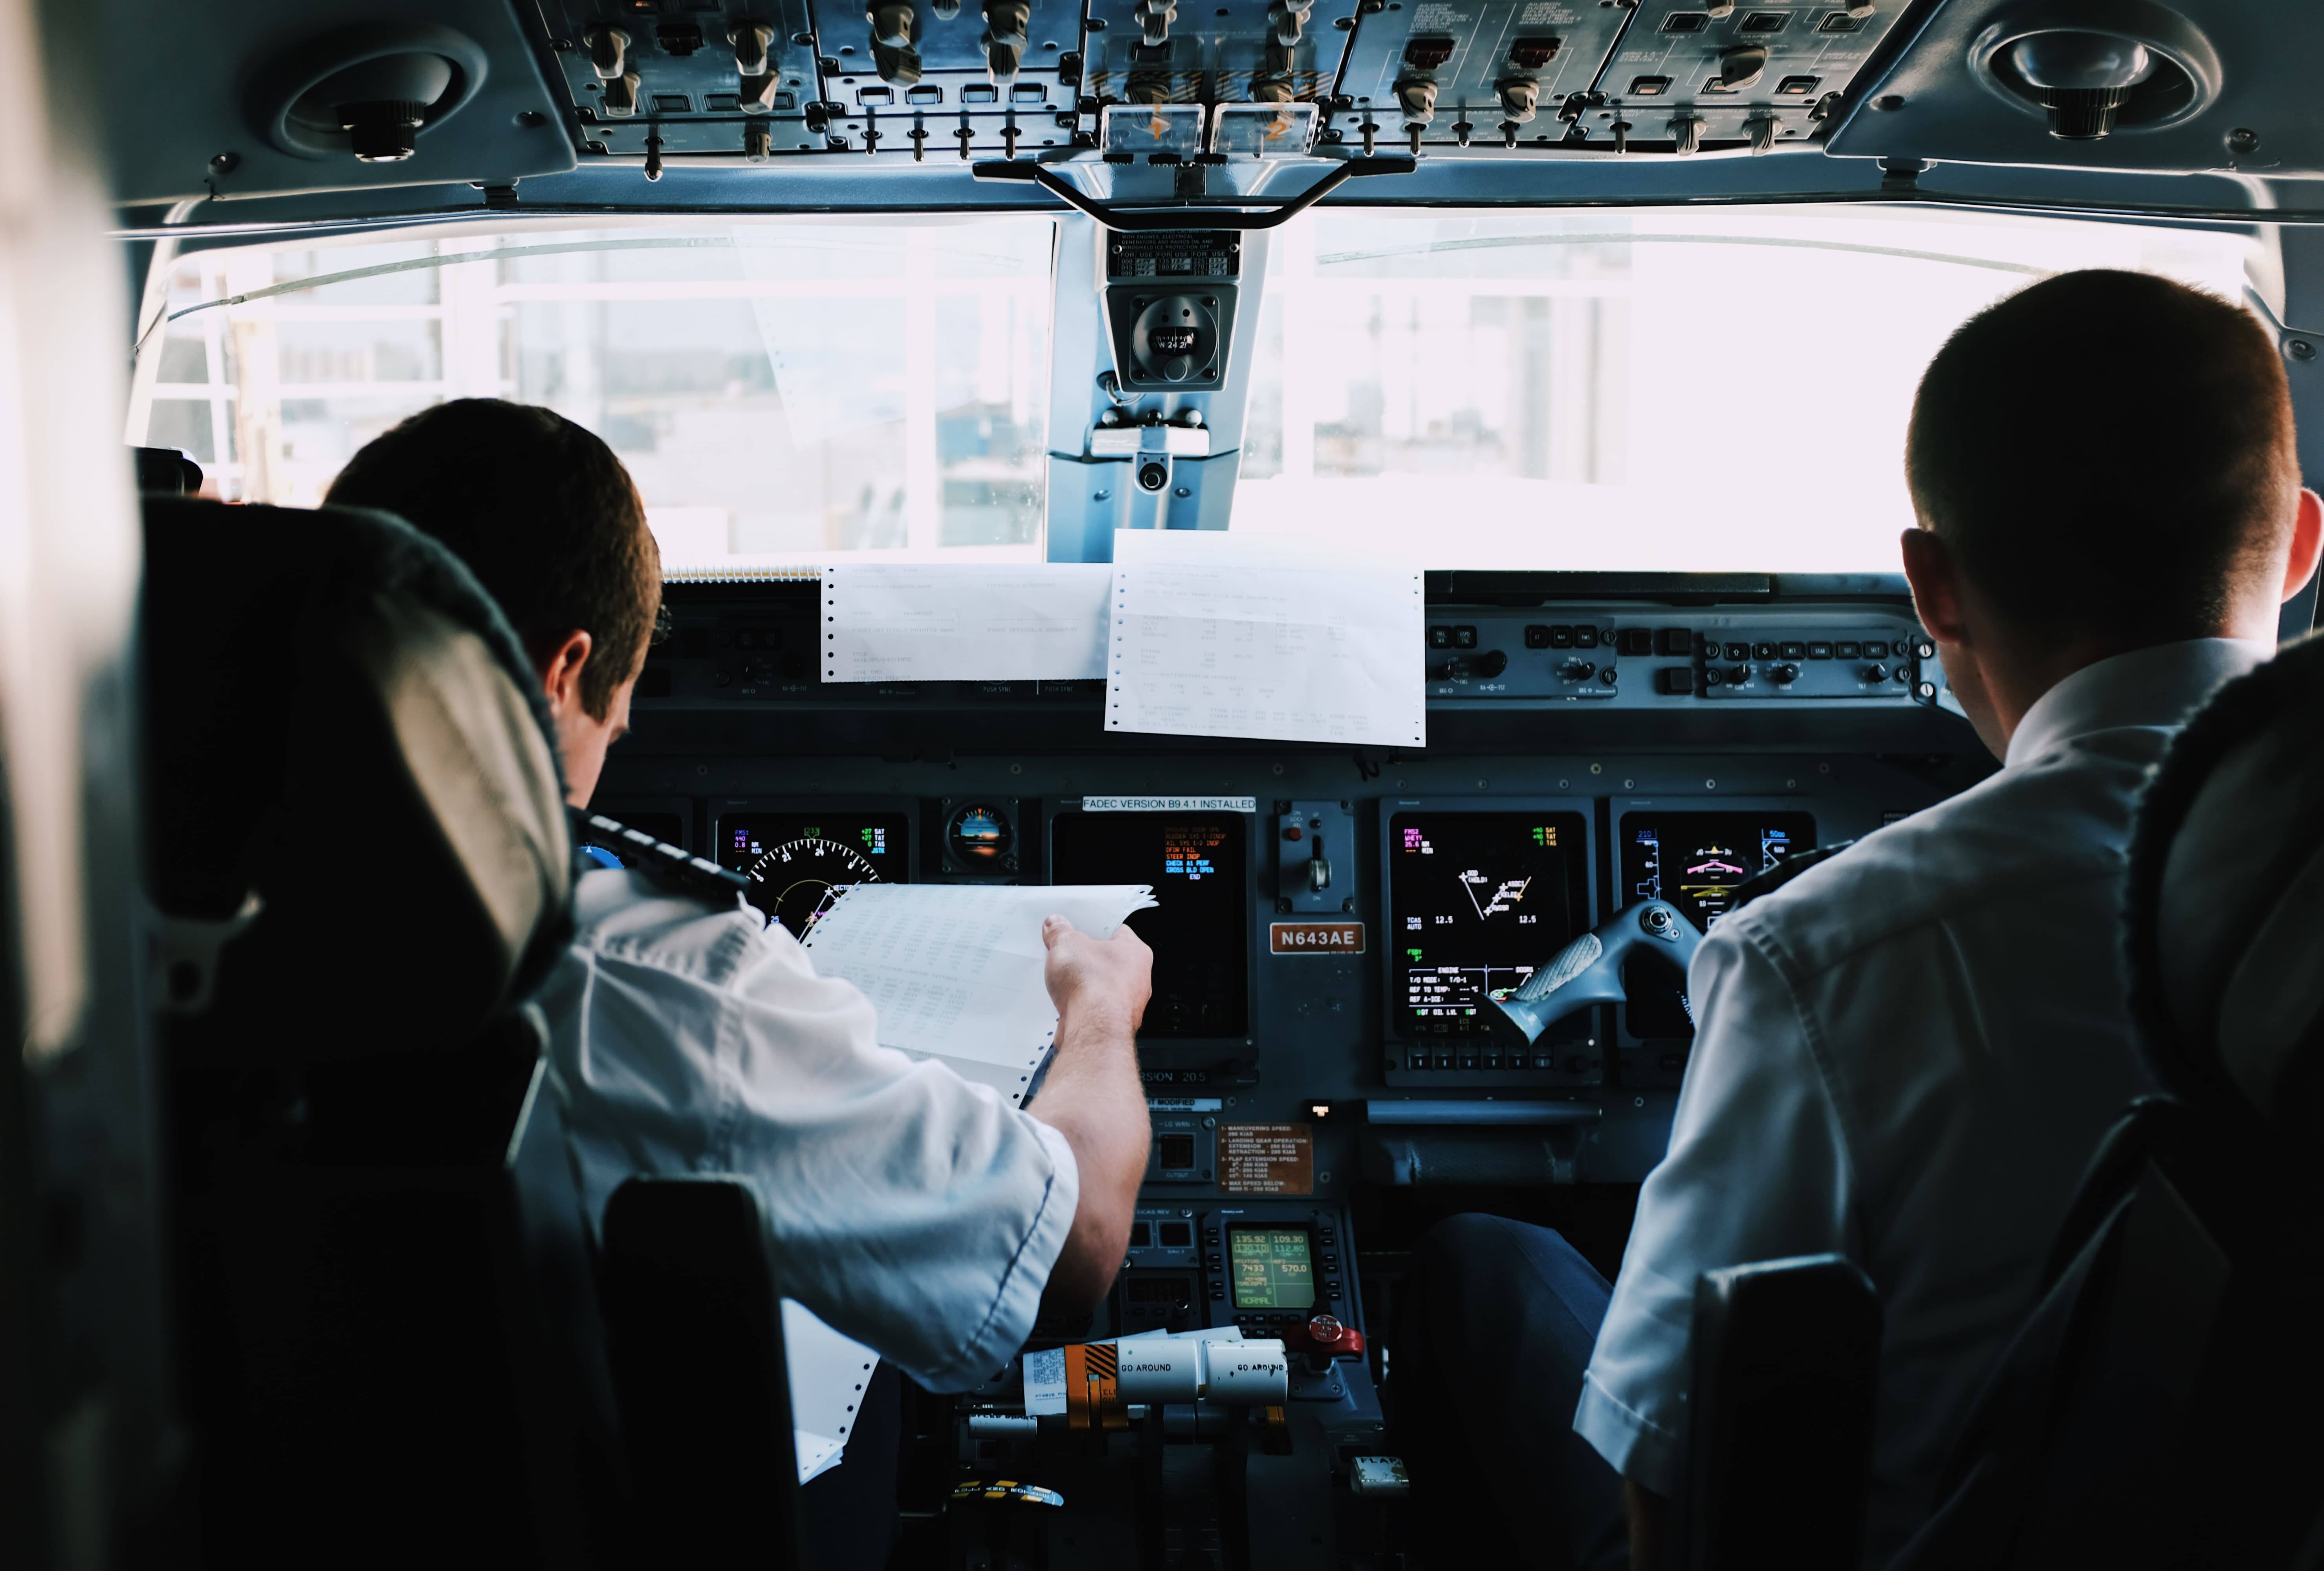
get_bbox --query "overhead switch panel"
[1329,0,1626,151]
[1589,1,1910,152]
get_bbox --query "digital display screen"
[1050,811,1248,1039]
[1387,811,1592,1038]
[578,810,686,871]
[715,812,911,938]
[1618,811,1815,1037]
[1620,813,1816,932]
[1229,1228,1316,1311]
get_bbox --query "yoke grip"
[1488,900,1699,1046]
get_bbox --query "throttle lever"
[1488,899,1699,1046]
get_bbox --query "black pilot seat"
[143,497,810,1568]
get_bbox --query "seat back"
[501,1058,632,1564]
[1894,634,2324,1571]
[142,497,581,1565]
[1682,1253,1881,1571]
[600,1176,808,1568]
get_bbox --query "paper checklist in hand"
[782,881,1156,1484]
[797,882,1158,1107]
[1105,528,1425,747]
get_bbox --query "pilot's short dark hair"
[327,399,660,719]
[1906,269,2297,645]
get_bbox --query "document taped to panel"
[821,563,1113,683]
[1105,529,1426,747]
[799,882,1157,1106]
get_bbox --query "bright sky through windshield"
[135,207,2256,574]
[1230,207,2257,572]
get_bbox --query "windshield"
[133,206,2259,574]
[134,218,1058,566]
[1231,207,2260,571]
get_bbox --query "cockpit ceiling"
[100,0,2324,222]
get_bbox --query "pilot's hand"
[1042,915,1152,1035]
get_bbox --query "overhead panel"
[1080,0,1362,111]
[1326,0,1630,153]
[803,0,1083,157]
[536,0,827,159]
[1595,1,1910,154]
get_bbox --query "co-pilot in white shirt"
[1574,637,2272,1567]
[536,872,1081,1393]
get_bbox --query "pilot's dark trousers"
[1392,1214,1630,1571]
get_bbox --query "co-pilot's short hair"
[1906,269,2297,645]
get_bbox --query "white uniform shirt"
[1574,637,2270,1565]
[537,869,1081,1393]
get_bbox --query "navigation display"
[1620,813,1816,932]
[1050,809,1248,1039]
[715,812,911,938]
[1388,810,1591,1039]
[1619,811,1815,1038]
[1228,1228,1316,1312]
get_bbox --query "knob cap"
[1475,650,1508,678]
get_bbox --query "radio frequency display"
[1388,811,1590,1038]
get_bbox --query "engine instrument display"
[1050,809,1248,1039]
[716,812,910,937]
[1620,813,1817,932]
[1387,810,1591,1038]
[1228,1228,1315,1312]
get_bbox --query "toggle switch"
[982,0,1030,84]
[1496,77,1540,124]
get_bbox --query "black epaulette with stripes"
[1727,840,1857,914]
[570,808,753,904]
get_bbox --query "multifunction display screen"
[1228,1228,1316,1312]
[1387,811,1591,1038]
[1618,811,1816,1038]
[1619,813,1816,932]
[715,812,911,938]
[1050,810,1248,1039]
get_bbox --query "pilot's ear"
[540,628,594,716]
[1900,527,1970,648]
[2281,488,2324,604]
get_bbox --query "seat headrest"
[143,498,572,1057]
[2124,633,2324,1137]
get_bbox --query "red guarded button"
[1285,1314,1365,1358]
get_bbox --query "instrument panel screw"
[2227,127,2260,156]
[2289,339,2317,362]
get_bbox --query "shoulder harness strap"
[570,808,753,905]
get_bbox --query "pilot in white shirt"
[321,398,1157,1418]
[540,870,1094,1390]
[1574,635,2268,1558]
[1393,270,2324,1571]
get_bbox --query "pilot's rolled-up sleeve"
[547,889,1080,1393]
[1573,918,1855,1496]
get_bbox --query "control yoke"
[1490,900,1699,1045]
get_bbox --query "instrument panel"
[597,573,1988,1363]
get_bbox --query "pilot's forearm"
[1026,1000,1149,1314]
